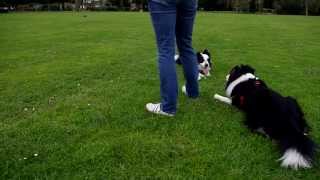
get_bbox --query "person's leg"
[176,0,199,98]
[148,0,178,114]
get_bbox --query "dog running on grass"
[175,49,213,80]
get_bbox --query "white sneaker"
[182,85,188,96]
[146,103,174,117]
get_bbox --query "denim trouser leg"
[149,0,198,113]
[149,0,178,114]
[176,1,199,98]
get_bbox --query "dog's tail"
[278,133,316,169]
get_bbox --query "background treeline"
[1,0,319,15]
[198,0,320,15]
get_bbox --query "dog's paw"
[198,73,205,81]
[214,94,220,100]
[174,54,179,61]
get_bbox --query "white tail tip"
[278,148,311,170]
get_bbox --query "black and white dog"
[214,64,316,169]
[175,49,212,80]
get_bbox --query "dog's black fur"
[226,64,316,169]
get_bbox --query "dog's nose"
[205,64,209,68]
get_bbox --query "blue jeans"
[149,0,199,114]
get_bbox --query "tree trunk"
[305,0,309,16]
[258,0,263,12]
[120,0,124,9]
[75,0,81,11]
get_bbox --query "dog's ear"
[208,58,212,66]
[241,65,255,74]
[196,52,201,59]
[197,52,204,63]
[232,65,240,71]
[207,54,212,66]
[203,49,211,56]
[229,65,240,76]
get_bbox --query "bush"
[308,0,320,15]
[88,5,120,11]
[274,0,304,14]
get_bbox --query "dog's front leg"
[198,73,205,81]
[214,94,232,105]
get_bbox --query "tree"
[263,0,274,8]
[131,0,148,11]
[305,0,308,15]
[306,0,320,15]
[273,0,304,14]
[75,0,81,11]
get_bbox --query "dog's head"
[225,64,255,88]
[197,49,212,74]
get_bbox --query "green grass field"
[0,12,320,179]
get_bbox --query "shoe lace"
[153,104,161,112]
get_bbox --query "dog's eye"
[198,58,204,63]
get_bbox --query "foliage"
[307,0,320,15]
[272,0,320,15]
[273,0,305,14]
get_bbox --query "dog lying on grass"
[214,64,316,169]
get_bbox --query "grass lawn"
[0,12,320,179]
